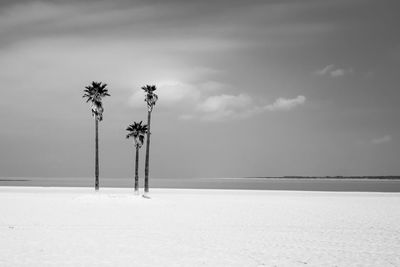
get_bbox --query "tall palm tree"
[126,121,148,194]
[83,81,110,191]
[141,85,158,197]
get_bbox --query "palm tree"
[126,121,148,194]
[83,81,110,191]
[141,85,158,197]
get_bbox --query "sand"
[0,187,399,266]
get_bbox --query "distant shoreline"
[1,176,400,192]
[246,176,400,180]
[2,176,400,181]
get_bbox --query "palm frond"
[83,81,110,120]
[141,85,157,93]
[83,82,110,99]
[126,125,135,132]
[126,121,148,147]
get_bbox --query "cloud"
[330,69,345,77]
[196,94,252,121]
[315,64,335,75]
[371,135,392,145]
[178,93,306,121]
[197,94,251,113]
[266,95,306,111]
[315,64,353,77]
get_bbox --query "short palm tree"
[83,81,110,191]
[142,85,158,197]
[126,121,148,194]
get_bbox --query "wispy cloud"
[195,94,252,121]
[266,95,306,111]
[197,94,251,113]
[315,64,353,77]
[371,135,392,145]
[179,91,306,121]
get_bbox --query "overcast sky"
[0,0,399,178]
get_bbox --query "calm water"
[1,177,400,192]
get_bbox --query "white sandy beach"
[0,187,400,266]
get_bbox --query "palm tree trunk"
[134,146,139,194]
[144,110,151,194]
[95,118,99,191]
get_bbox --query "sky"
[0,0,399,178]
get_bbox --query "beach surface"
[0,187,399,266]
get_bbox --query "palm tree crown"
[141,85,158,112]
[83,81,110,121]
[126,121,148,148]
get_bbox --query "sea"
[1,177,400,192]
